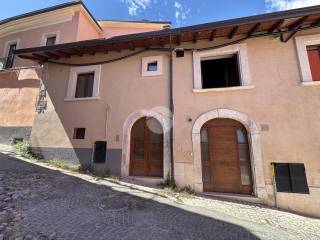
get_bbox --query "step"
[201,192,264,204]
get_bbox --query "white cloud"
[121,0,153,16]
[266,0,320,11]
[174,1,191,26]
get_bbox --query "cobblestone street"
[0,151,319,240]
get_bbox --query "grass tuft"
[160,174,195,197]
[50,159,80,172]
[13,142,43,160]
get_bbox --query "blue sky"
[1,0,320,27]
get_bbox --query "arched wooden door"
[201,119,253,194]
[130,117,163,177]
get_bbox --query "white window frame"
[66,65,101,101]
[193,43,252,90]
[41,31,60,46]
[142,56,163,77]
[295,34,320,84]
[3,39,20,58]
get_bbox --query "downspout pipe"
[169,37,174,181]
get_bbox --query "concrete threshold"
[121,176,163,188]
[202,192,264,204]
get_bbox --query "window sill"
[193,85,254,93]
[142,73,163,77]
[300,81,320,87]
[64,97,100,102]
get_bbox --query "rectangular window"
[46,36,57,46]
[147,61,158,72]
[307,45,320,81]
[75,72,94,98]
[142,56,163,77]
[201,54,241,89]
[73,128,86,140]
[274,163,309,194]
[4,43,17,69]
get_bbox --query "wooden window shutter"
[274,163,291,193]
[289,164,309,194]
[307,49,320,81]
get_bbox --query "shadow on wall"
[30,65,122,175]
[0,70,40,144]
[0,153,263,240]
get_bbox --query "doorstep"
[201,192,263,204]
[121,176,163,188]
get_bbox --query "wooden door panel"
[146,118,163,177]
[202,119,253,194]
[130,119,147,176]
[130,117,163,177]
[210,126,240,193]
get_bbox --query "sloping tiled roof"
[0,1,103,31]
[15,4,320,61]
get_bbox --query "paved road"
[0,152,319,240]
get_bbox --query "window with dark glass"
[73,128,86,140]
[201,128,211,183]
[274,163,309,194]
[237,128,251,186]
[75,72,94,98]
[307,45,320,81]
[4,43,17,69]
[46,36,57,46]
[147,61,158,72]
[201,54,241,89]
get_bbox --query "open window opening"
[4,42,17,69]
[201,54,241,89]
[307,45,320,81]
[75,72,94,98]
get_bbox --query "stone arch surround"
[121,110,171,179]
[192,108,267,199]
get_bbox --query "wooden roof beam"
[288,16,308,30]
[247,23,261,37]
[193,32,199,43]
[143,39,151,48]
[228,26,238,39]
[56,50,71,58]
[283,30,299,42]
[128,42,135,51]
[268,19,284,33]
[311,17,320,26]
[159,38,165,47]
[32,53,48,60]
[112,43,121,52]
[69,49,83,57]
[177,34,181,45]
[209,30,216,41]
[44,51,60,59]
[82,47,96,56]
[19,55,43,61]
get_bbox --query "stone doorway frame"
[121,110,171,179]
[192,108,267,199]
